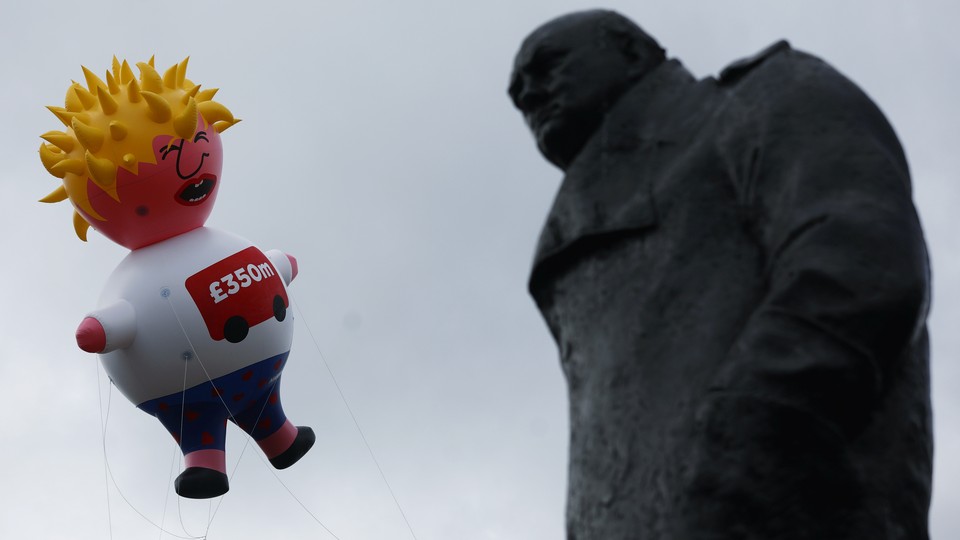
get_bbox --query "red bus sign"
[185,247,289,343]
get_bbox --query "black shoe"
[175,467,229,499]
[269,426,316,469]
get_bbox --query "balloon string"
[164,296,240,425]
[163,294,248,537]
[95,362,203,539]
[176,361,203,539]
[159,439,180,539]
[292,298,420,540]
[162,294,341,539]
[95,360,114,540]
[249,446,343,539]
[203,375,285,536]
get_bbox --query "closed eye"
[193,130,209,143]
[160,142,181,160]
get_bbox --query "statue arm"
[677,61,929,537]
[710,64,929,436]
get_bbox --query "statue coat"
[529,41,932,539]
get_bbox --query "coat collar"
[530,60,701,276]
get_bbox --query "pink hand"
[76,317,106,353]
[287,254,299,281]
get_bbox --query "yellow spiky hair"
[39,56,240,240]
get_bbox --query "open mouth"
[175,173,217,206]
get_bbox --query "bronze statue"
[509,10,932,539]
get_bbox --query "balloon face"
[83,116,224,249]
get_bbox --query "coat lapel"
[530,61,698,275]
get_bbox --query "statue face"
[509,16,633,170]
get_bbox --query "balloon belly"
[97,227,295,405]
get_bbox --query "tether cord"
[175,359,204,540]
[97,289,415,539]
[176,358,202,539]
[159,440,179,539]
[96,365,203,540]
[249,446,343,540]
[202,375,330,538]
[164,294,341,540]
[292,298,419,540]
[95,360,114,540]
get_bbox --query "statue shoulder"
[718,39,890,126]
[719,40,792,86]
[715,40,869,120]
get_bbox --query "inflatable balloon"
[39,56,314,499]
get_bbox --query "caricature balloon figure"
[38,57,315,499]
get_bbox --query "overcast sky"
[1,1,956,538]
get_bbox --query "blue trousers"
[138,352,291,454]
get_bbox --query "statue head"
[508,10,665,170]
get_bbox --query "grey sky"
[0,1,956,538]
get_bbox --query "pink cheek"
[183,143,206,163]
